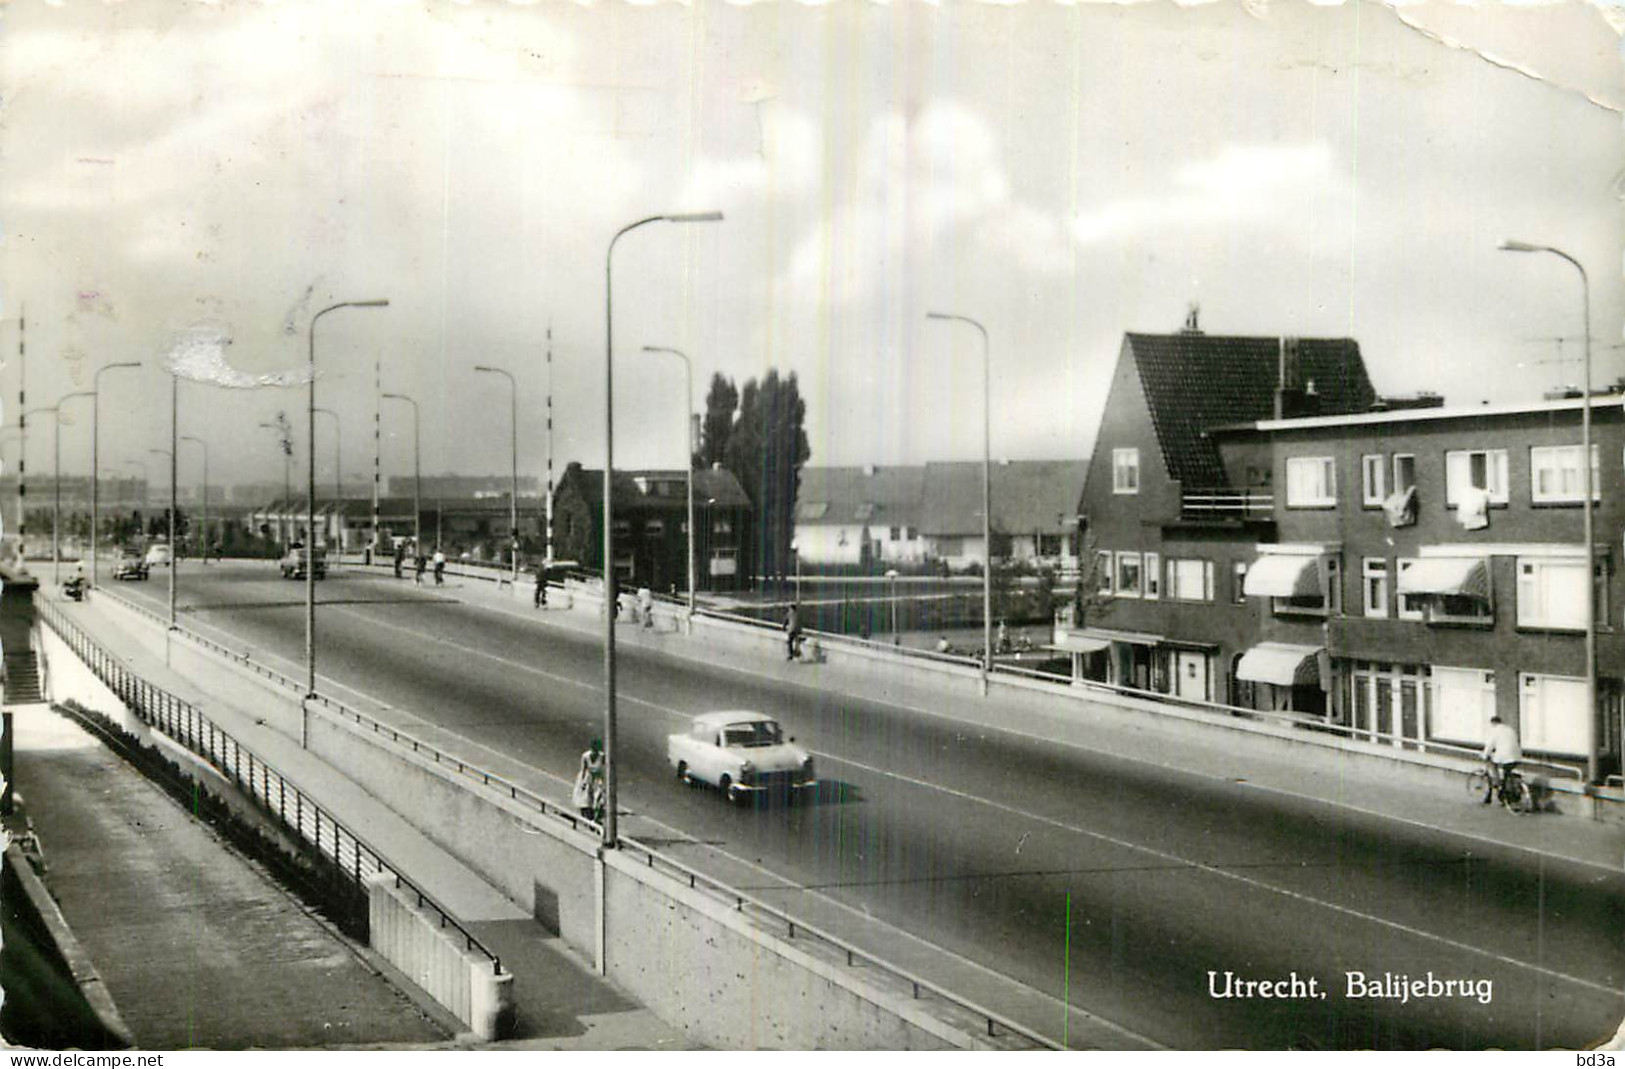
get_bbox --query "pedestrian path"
[35,594,694,1050]
[412,566,1625,875]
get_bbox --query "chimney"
[1181,302,1202,334]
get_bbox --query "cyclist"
[573,738,605,822]
[1481,715,1522,805]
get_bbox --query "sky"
[1,0,1621,495]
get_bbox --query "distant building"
[794,466,927,568]
[388,474,541,499]
[552,464,753,591]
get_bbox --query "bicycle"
[1467,764,1533,814]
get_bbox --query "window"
[1429,667,1496,745]
[611,519,631,538]
[1517,557,1588,630]
[1530,445,1600,504]
[712,519,733,535]
[1361,455,1387,507]
[1392,454,1417,494]
[1112,449,1140,495]
[1285,457,1336,507]
[1232,561,1249,604]
[906,527,917,541]
[1167,558,1214,602]
[1096,550,1113,595]
[1520,674,1590,754]
[1144,552,1160,599]
[1115,552,1143,597]
[1362,558,1389,618]
[889,526,901,541]
[644,519,665,536]
[1445,449,1509,507]
[1396,559,1423,620]
[1273,554,1340,616]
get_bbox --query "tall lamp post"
[602,209,723,850]
[1499,240,1600,784]
[55,391,95,583]
[641,345,696,618]
[472,365,519,584]
[181,436,208,563]
[383,392,422,553]
[927,311,993,696]
[149,448,175,627]
[89,362,141,585]
[306,300,390,698]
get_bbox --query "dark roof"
[795,466,926,528]
[566,468,752,510]
[921,460,1088,536]
[1126,333,1376,487]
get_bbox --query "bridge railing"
[79,583,1058,1049]
[36,598,505,976]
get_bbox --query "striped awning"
[1243,554,1321,598]
[1397,557,1490,600]
[1235,643,1324,687]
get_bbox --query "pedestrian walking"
[785,603,803,660]
[638,586,654,629]
[534,563,548,608]
[393,540,406,580]
[432,547,445,586]
[414,552,426,586]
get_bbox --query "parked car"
[112,552,149,580]
[144,544,173,567]
[279,543,328,580]
[667,711,815,803]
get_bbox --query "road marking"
[128,581,1623,1019]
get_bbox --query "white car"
[667,711,816,803]
[144,544,173,567]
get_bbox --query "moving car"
[279,543,328,580]
[667,711,815,803]
[144,544,173,567]
[112,552,149,580]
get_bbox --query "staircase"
[3,647,42,704]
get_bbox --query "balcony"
[1179,488,1275,523]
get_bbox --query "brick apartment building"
[1067,320,1622,777]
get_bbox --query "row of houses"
[1063,321,1622,778]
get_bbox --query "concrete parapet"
[366,873,515,1040]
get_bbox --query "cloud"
[1071,143,1336,245]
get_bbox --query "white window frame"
[1444,449,1509,507]
[1285,456,1337,508]
[1517,556,1588,631]
[1362,557,1389,618]
[1112,448,1140,495]
[1096,550,1114,595]
[1429,667,1496,746]
[1519,673,1590,755]
[1361,455,1387,508]
[1144,552,1160,600]
[1167,558,1214,602]
[1529,444,1600,504]
[1396,559,1423,620]
[1115,551,1143,598]
[1391,453,1417,494]
[1232,561,1249,604]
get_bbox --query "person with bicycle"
[573,738,606,822]
[1481,715,1522,805]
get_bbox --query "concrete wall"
[601,851,969,1050]
[367,874,514,1040]
[36,622,148,742]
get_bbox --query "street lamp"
[149,448,176,627]
[181,436,208,564]
[641,345,696,618]
[927,311,994,695]
[307,299,390,698]
[602,209,723,850]
[55,391,95,584]
[89,362,141,585]
[1499,239,1601,784]
[472,365,520,584]
[886,568,900,641]
[383,392,422,554]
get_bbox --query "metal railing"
[1180,488,1274,520]
[36,598,504,975]
[80,583,1057,1049]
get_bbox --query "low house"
[792,466,927,568]
[921,460,1087,575]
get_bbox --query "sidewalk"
[35,594,695,1050]
[408,565,1625,874]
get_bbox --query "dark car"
[279,543,328,580]
[113,553,149,581]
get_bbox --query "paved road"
[116,564,1625,1049]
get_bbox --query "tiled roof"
[795,466,926,528]
[920,460,1088,536]
[1127,333,1376,487]
[568,468,752,509]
